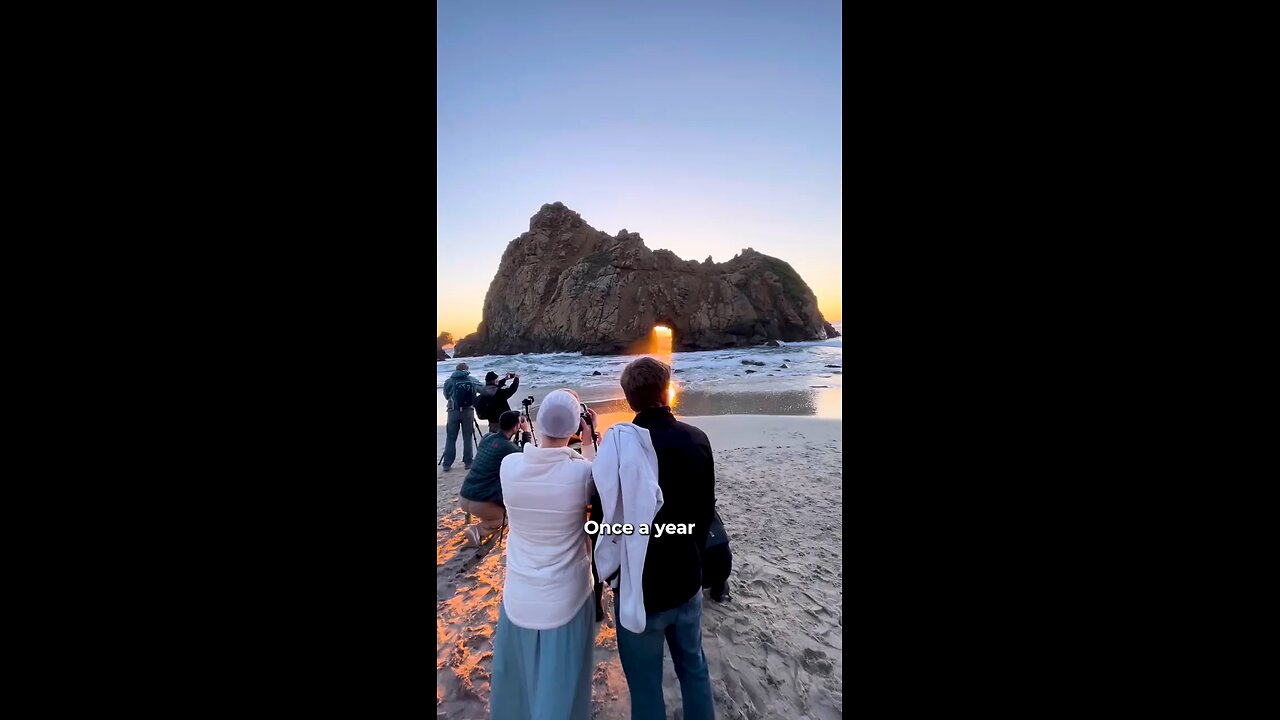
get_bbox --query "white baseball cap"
[538,389,581,439]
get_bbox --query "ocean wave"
[437,331,843,394]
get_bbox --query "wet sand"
[437,385,843,430]
[436,413,843,720]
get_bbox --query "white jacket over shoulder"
[592,422,662,633]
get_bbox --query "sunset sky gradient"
[437,0,842,339]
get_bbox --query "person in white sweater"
[489,389,599,720]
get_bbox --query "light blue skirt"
[490,595,594,720]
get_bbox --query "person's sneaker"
[464,526,482,547]
[442,466,452,472]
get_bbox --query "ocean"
[436,322,842,426]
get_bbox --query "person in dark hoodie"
[477,371,521,434]
[610,357,716,720]
[442,362,483,471]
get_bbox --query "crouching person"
[458,410,530,546]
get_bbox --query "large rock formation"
[454,202,840,357]
[436,332,453,361]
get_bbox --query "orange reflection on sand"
[595,620,617,649]
[437,507,508,715]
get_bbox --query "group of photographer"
[441,363,527,471]
[441,357,720,720]
[443,363,535,546]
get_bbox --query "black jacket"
[479,376,520,420]
[632,406,716,614]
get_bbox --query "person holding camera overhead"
[476,371,520,435]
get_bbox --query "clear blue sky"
[437,0,842,338]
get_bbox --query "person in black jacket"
[478,371,521,434]
[612,357,716,720]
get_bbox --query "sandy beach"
[436,413,843,720]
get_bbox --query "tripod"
[520,397,539,447]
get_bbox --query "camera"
[519,396,538,448]
[580,402,600,448]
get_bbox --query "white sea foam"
[437,323,843,396]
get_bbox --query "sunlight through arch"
[650,325,677,408]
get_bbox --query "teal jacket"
[460,432,523,504]
[443,369,482,410]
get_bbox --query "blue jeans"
[442,407,477,468]
[616,590,715,720]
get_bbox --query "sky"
[437,0,842,339]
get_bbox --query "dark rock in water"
[824,364,841,368]
[765,340,780,347]
[741,360,766,366]
[436,331,453,361]
[780,363,790,369]
[452,202,838,356]
[674,368,686,373]
[832,370,842,374]
[437,347,448,361]
[810,384,829,388]
[744,369,757,373]
[592,370,602,375]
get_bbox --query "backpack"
[706,510,730,549]
[451,378,478,409]
[475,385,499,420]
